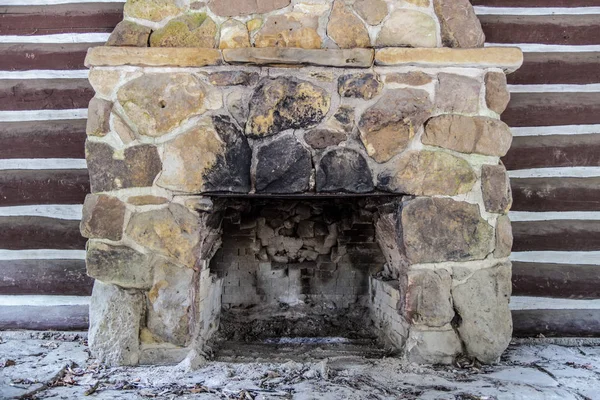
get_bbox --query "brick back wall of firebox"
[1,0,599,335]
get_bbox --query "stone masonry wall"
[108,0,484,50]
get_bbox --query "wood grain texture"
[511,177,600,211]
[503,93,600,128]
[513,262,600,299]
[0,216,86,250]
[472,0,600,6]
[508,52,600,85]
[512,220,600,252]
[0,305,89,330]
[503,134,600,170]
[0,79,94,111]
[0,43,98,71]
[0,3,123,36]
[0,170,90,207]
[481,15,600,45]
[0,259,92,296]
[512,309,600,337]
[0,120,86,159]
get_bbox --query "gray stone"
[406,328,462,365]
[385,71,432,86]
[209,0,290,17]
[106,20,151,47]
[359,89,432,163]
[452,261,513,364]
[86,98,112,137]
[146,259,195,346]
[353,0,387,25]
[316,148,374,193]
[88,281,144,366]
[338,73,382,100]
[433,0,485,48]
[485,71,511,114]
[117,73,209,137]
[400,197,494,264]
[304,129,347,149]
[377,151,476,196]
[246,77,330,138]
[85,141,162,193]
[375,210,410,280]
[86,241,153,290]
[376,9,438,48]
[423,115,513,157]
[406,269,455,327]
[80,194,127,241]
[481,164,512,214]
[436,73,481,114]
[495,215,513,258]
[255,134,312,194]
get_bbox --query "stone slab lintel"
[375,47,524,73]
[222,48,375,68]
[84,47,224,68]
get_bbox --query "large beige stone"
[106,20,151,47]
[400,197,494,264]
[126,203,202,267]
[423,115,513,157]
[353,0,387,25]
[88,281,144,366]
[405,269,455,327]
[452,261,512,363]
[117,73,208,137]
[81,194,127,241]
[246,76,330,138]
[358,89,432,163]
[124,0,185,22]
[209,0,290,17]
[86,97,112,137]
[157,115,252,193]
[147,259,195,346]
[327,0,370,49]
[436,73,481,114]
[376,10,438,48]
[377,150,476,196]
[86,241,153,290]
[254,13,322,49]
[485,71,511,114]
[481,164,513,214]
[406,328,462,365]
[219,19,250,49]
[433,0,485,48]
[88,69,122,98]
[150,13,217,48]
[495,215,513,258]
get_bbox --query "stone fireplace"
[81,0,522,366]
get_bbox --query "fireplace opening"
[204,197,402,359]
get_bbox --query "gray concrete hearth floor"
[1,332,599,400]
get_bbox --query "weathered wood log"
[508,52,600,85]
[511,177,600,211]
[0,43,96,71]
[513,220,600,252]
[0,79,94,111]
[513,262,600,299]
[0,216,86,250]
[472,0,600,6]
[512,309,600,337]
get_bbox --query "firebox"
[81,0,522,366]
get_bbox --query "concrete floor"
[1,331,599,400]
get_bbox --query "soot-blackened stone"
[246,77,330,138]
[203,115,252,192]
[316,148,374,193]
[338,73,382,100]
[255,134,312,193]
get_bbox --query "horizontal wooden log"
[0,170,90,207]
[0,120,86,159]
[0,259,92,296]
[509,52,600,85]
[511,177,600,211]
[0,79,94,111]
[503,134,600,170]
[0,216,86,250]
[512,309,600,337]
[513,262,600,299]
[0,305,89,330]
[512,220,600,252]
[0,3,122,36]
[0,43,98,71]
[503,92,600,128]
[481,15,600,46]
[472,0,600,6]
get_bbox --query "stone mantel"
[85,46,523,72]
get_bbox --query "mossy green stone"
[124,0,185,23]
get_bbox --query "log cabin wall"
[0,0,599,335]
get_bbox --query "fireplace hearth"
[82,0,522,366]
